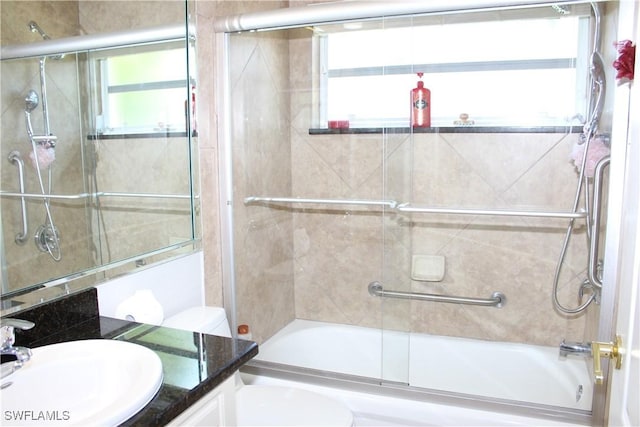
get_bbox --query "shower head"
[591,51,606,87]
[551,4,570,15]
[585,50,606,136]
[25,90,39,113]
[581,1,605,139]
[24,90,39,138]
[27,20,64,60]
[28,21,50,40]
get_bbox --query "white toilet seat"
[236,385,354,426]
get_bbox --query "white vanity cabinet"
[167,376,237,426]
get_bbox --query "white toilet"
[162,307,354,426]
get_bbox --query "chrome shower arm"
[28,21,50,40]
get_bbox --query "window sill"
[309,126,582,135]
[87,131,197,140]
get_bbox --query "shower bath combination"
[221,0,635,422]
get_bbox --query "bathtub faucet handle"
[559,339,592,358]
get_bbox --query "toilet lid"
[236,385,354,426]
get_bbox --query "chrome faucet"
[1,318,35,379]
[559,339,592,358]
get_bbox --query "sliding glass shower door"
[223,1,624,418]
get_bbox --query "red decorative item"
[411,72,431,127]
[328,120,349,129]
[613,40,635,83]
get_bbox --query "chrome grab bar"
[244,196,588,220]
[368,281,506,308]
[588,156,609,290]
[7,151,28,245]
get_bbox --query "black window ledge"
[310,126,582,135]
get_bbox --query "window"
[317,7,591,128]
[94,40,194,135]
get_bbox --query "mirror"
[0,1,199,315]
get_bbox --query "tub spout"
[559,340,592,358]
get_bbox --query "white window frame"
[92,41,194,135]
[316,9,592,129]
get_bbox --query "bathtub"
[251,320,593,413]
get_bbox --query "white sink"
[0,339,163,426]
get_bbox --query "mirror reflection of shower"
[24,20,63,261]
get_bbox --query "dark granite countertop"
[1,288,259,426]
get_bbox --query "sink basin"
[0,339,163,426]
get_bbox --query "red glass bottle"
[411,72,431,127]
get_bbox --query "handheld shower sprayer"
[21,24,63,262]
[585,50,606,138]
[25,90,39,112]
[24,90,39,139]
[552,1,608,315]
[24,88,56,169]
[23,87,60,260]
[584,1,605,138]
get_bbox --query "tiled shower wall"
[232,18,594,347]
[288,130,590,346]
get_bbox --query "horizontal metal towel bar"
[368,281,506,308]
[0,191,194,201]
[396,203,586,219]
[244,196,587,219]
[244,196,398,208]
